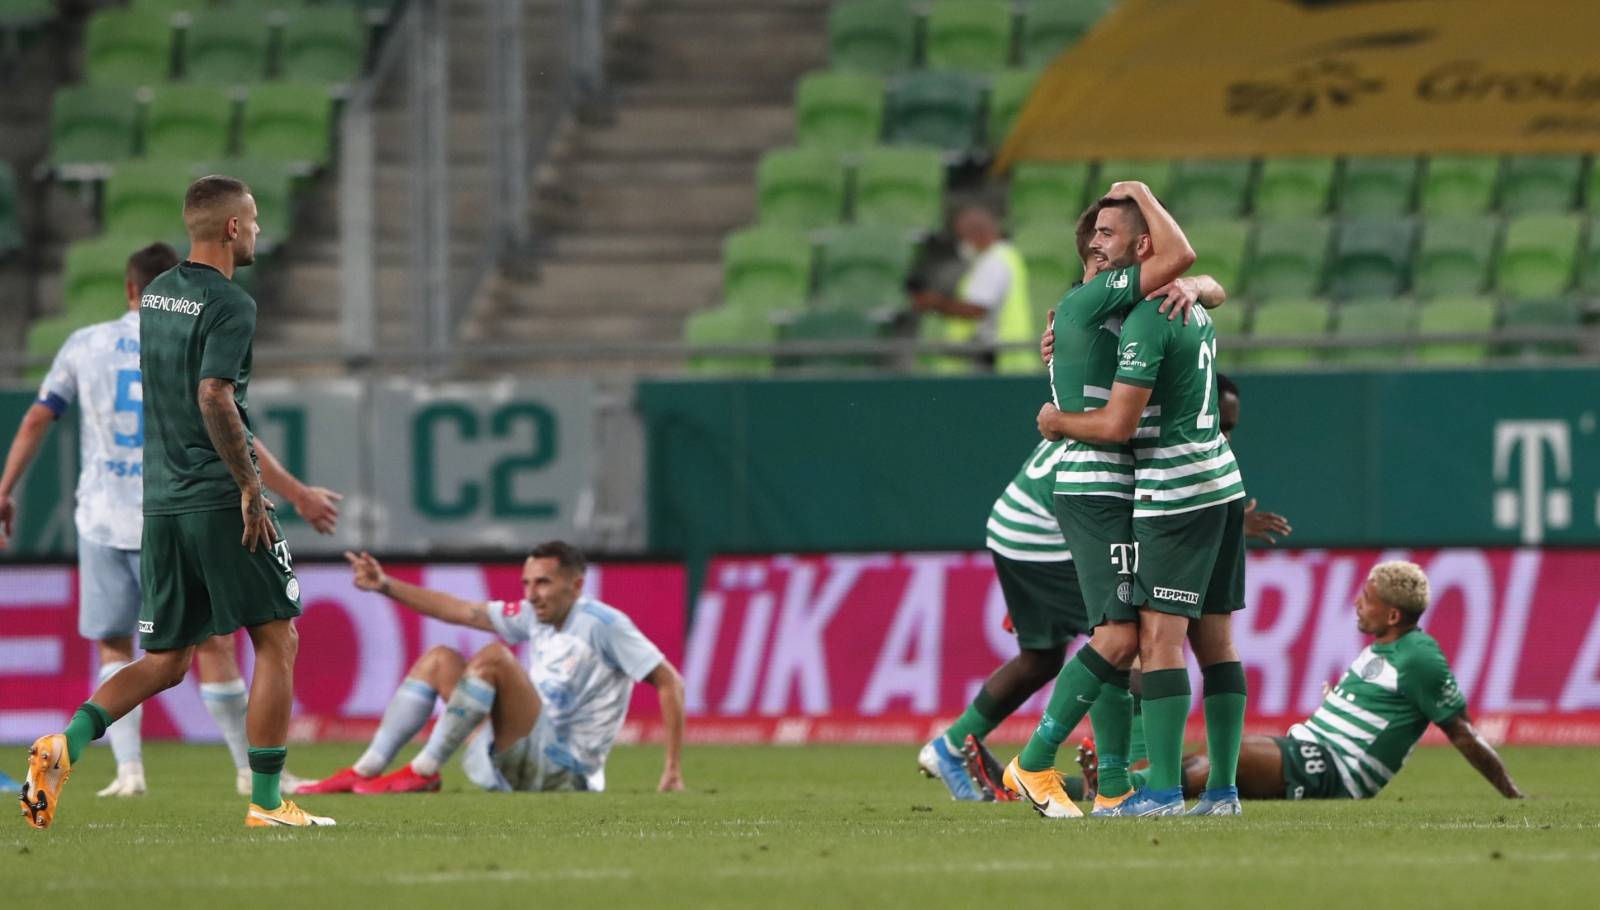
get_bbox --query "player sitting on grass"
[1073,561,1523,801]
[300,542,686,794]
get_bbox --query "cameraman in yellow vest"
[910,204,1035,374]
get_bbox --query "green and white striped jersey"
[1288,629,1468,799]
[1049,267,1143,500]
[986,440,1072,562]
[1114,301,1246,518]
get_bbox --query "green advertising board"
[638,367,1600,555]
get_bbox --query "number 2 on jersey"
[114,368,143,448]
[1196,340,1218,430]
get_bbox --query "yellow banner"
[998,0,1600,168]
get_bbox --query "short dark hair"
[1095,196,1149,236]
[1217,372,1239,400]
[126,242,180,295]
[528,540,586,575]
[185,175,250,214]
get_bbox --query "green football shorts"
[1051,494,1139,628]
[1274,735,1352,800]
[138,507,302,651]
[989,552,1090,650]
[1131,496,1247,619]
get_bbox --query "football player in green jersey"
[1089,561,1523,801]
[1004,182,1206,819]
[1035,181,1256,816]
[20,176,334,830]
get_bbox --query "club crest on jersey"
[503,601,523,618]
[1107,270,1130,290]
[1117,581,1133,604]
[1360,656,1387,681]
[285,577,300,603]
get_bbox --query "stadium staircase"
[455,0,832,373]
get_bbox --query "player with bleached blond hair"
[1074,560,1524,801]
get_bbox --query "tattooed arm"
[198,378,275,552]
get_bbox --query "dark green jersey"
[139,261,259,516]
[1048,266,1142,499]
[1114,301,1245,517]
[1288,628,1468,798]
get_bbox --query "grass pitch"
[4,743,1597,909]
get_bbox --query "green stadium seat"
[280,8,365,83]
[24,317,73,382]
[986,69,1038,147]
[1415,295,1496,364]
[1020,0,1111,69]
[1327,298,1414,364]
[778,308,884,370]
[84,8,173,86]
[1496,298,1583,358]
[1247,219,1330,299]
[925,1,1014,74]
[1501,155,1582,215]
[1328,217,1416,298]
[795,71,884,153]
[1096,158,1175,198]
[853,146,945,230]
[684,306,776,375]
[49,85,140,174]
[1338,157,1419,216]
[1014,223,1079,322]
[103,161,190,241]
[1169,159,1253,218]
[815,224,914,314]
[884,70,984,153]
[63,236,145,324]
[195,159,295,249]
[828,1,915,74]
[722,226,815,314]
[184,8,271,84]
[241,82,334,166]
[1186,220,1250,292]
[1495,214,1581,298]
[1204,300,1248,370]
[1420,155,1500,216]
[145,85,235,161]
[1008,161,1088,230]
[1412,217,1498,297]
[1253,157,1334,218]
[1239,297,1331,368]
[755,148,846,230]
[0,161,23,255]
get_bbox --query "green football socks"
[1128,694,1147,764]
[1090,669,1134,798]
[1141,668,1191,792]
[1018,647,1114,772]
[943,689,1004,750]
[1202,661,1248,790]
[248,747,288,810]
[63,702,113,764]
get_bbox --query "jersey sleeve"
[1067,265,1142,325]
[1399,646,1468,725]
[485,599,537,645]
[961,251,1013,310]
[199,296,256,383]
[595,610,666,682]
[1112,301,1170,389]
[36,330,85,415]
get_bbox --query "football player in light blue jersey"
[301,541,687,795]
[0,242,343,798]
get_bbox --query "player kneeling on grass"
[301,542,686,795]
[1075,561,1523,802]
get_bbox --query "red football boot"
[351,764,441,794]
[294,766,373,795]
